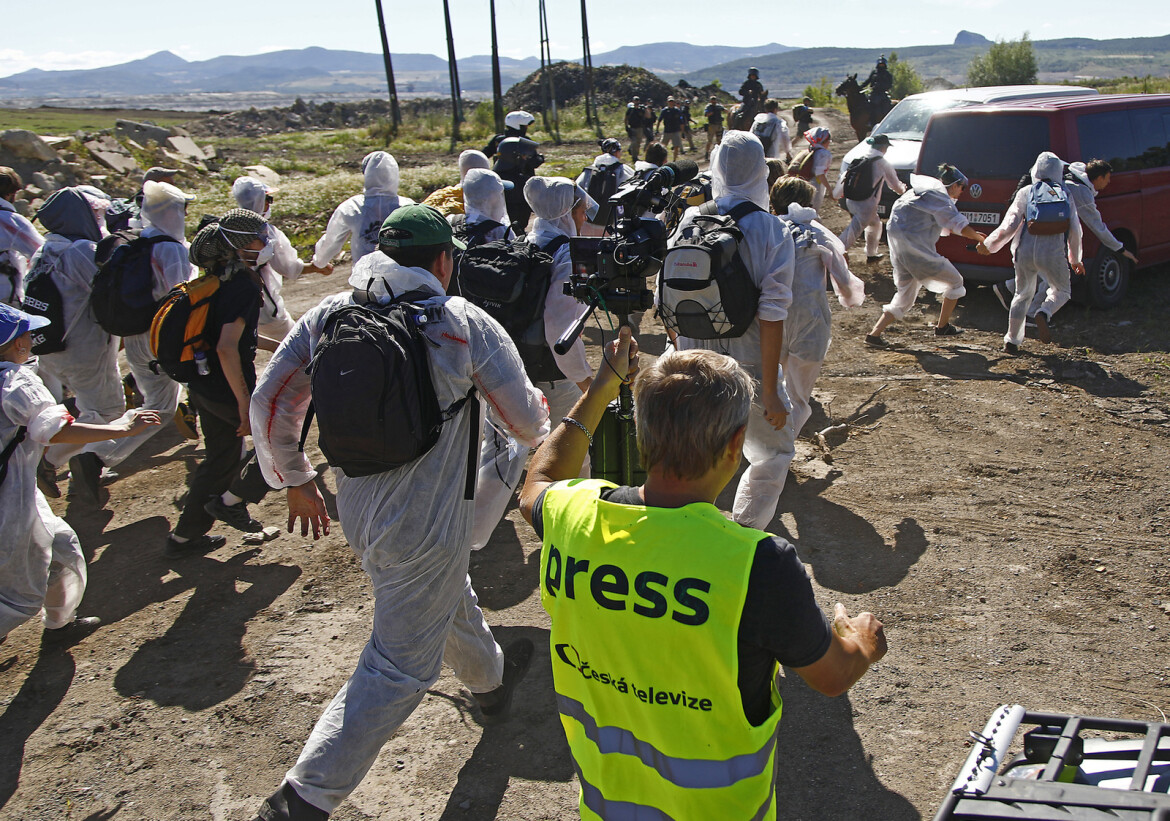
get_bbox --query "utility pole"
[443,0,463,151]
[489,0,505,134]
[374,0,401,136]
[537,0,560,144]
[580,0,600,137]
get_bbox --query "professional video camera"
[558,159,699,332]
[553,159,699,485]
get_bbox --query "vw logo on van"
[969,183,983,199]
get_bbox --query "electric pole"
[374,0,401,136]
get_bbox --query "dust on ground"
[2,108,1169,821]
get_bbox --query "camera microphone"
[661,159,699,186]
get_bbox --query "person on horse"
[739,67,766,124]
[859,56,893,125]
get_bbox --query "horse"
[836,74,872,141]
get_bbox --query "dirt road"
[2,112,1169,820]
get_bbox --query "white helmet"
[505,110,536,130]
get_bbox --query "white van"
[838,85,1099,216]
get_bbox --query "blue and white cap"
[0,302,50,347]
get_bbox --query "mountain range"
[1,34,1166,106]
[0,42,790,102]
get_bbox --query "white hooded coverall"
[836,144,905,257]
[250,257,549,814]
[983,152,1082,347]
[233,175,307,339]
[0,362,87,637]
[751,111,791,159]
[776,204,865,493]
[883,175,970,320]
[88,182,194,468]
[0,198,44,306]
[31,190,126,468]
[667,131,796,529]
[311,151,415,269]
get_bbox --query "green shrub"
[968,34,1038,87]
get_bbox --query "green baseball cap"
[378,204,466,250]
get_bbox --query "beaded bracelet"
[560,416,594,447]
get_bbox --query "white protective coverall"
[883,174,970,320]
[31,189,125,468]
[0,362,87,637]
[250,258,549,813]
[88,182,194,468]
[1,198,44,306]
[836,143,905,257]
[457,168,515,246]
[311,151,414,269]
[232,175,307,339]
[983,152,1082,347]
[460,168,526,550]
[1002,161,1118,316]
[458,149,491,180]
[467,178,596,550]
[779,204,865,482]
[751,111,791,160]
[668,131,796,529]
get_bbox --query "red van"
[916,94,1170,307]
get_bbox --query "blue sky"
[0,0,1163,77]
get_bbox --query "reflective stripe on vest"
[540,478,782,820]
[558,693,779,788]
[577,765,777,821]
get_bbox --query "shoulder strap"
[542,235,570,257]
[727,201,764,222]
[0,425,27,488]
[698,200,720,217]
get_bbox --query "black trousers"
[173,391,271,539]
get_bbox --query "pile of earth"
[504,62,735,110]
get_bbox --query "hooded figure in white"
[86,181,195,469]
[575,140,634,237]
[1,304,161,640]
[866,165,988,345]
[981,151,1082,349]
[311,151,414,268]
[249,232,549,815]
[29,188,126,471]
[666,131,796,529]
[0,194,44,306]
[835,136,906,257]
[751,107,791,160]
[233,176,331,340]
[455,168,514,247]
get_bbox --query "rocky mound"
[504,62,734,110]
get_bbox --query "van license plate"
[962,211,1001,225]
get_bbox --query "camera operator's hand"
[594,325,640,403]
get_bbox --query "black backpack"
[455,236,568,383]
[22,252,68,355]
[659,201,763,340]
[842,156,879,201]
[91,231,180,337]
[585,162,622,210]
[300,291,478,485]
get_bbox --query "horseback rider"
[738,67,766,123]
[859,56,893,125]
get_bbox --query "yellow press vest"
[540,479,782,821]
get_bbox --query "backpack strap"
[727,201,764,222]
[0,426,27,488]
[542,235,571,258]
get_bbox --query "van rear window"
[920,114,1050,179]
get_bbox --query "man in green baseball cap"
[374,204,466,294]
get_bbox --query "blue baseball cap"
[0,303,50,348]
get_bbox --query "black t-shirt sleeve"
[740,536,833,668]
[531,486,550,540]
[737,536,833,725]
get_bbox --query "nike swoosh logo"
[340,369,355,376]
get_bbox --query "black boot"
[255,782,329,821]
